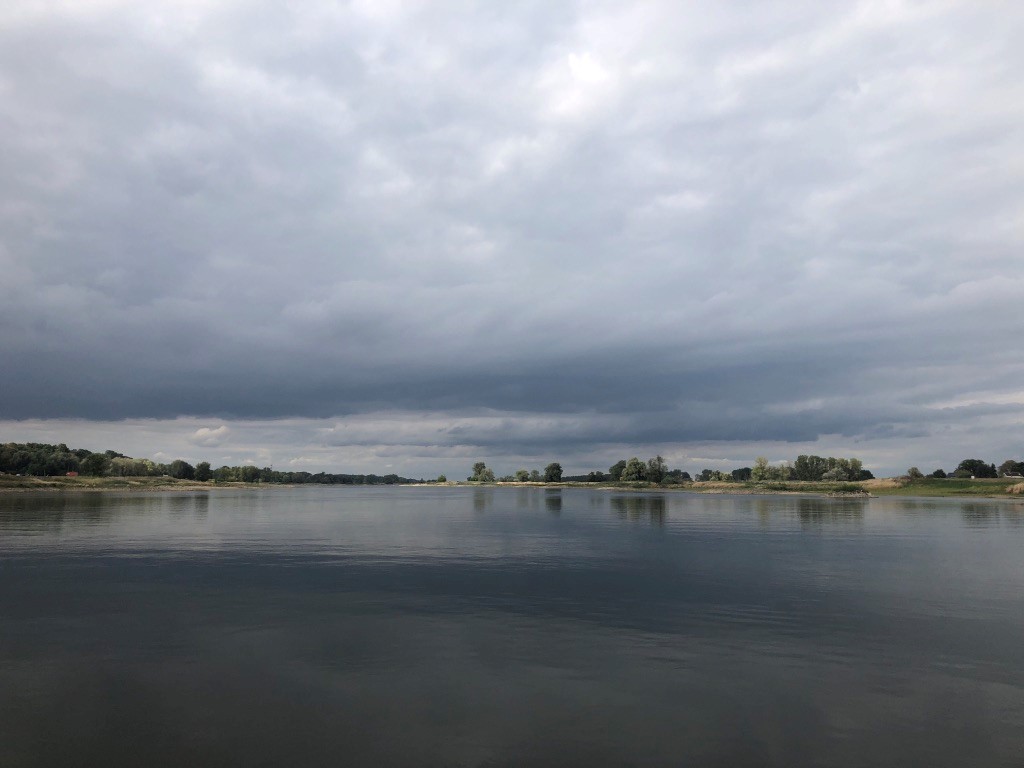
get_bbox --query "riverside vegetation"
[2,443,1022,497]
[0,442,422,488]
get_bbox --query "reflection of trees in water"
[880,499,1022,528]
[743,497,868,528]
[748,499,774,526]
[515,488,538,510]
[544,489,562,515]
[0,492,212,532]
[473,488,492,513]
[796,498,865,527]
[611,495,665,525]
[167,493,209,520]
[959,503,1022,527]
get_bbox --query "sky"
[2,0,1022,478]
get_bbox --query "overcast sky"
[2,1,1022,477]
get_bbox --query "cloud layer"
[2,1,1023,475]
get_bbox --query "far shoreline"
[2,475,1021,500]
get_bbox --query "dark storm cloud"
[1,1,1023,474]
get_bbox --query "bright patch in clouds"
[188,426,231,448]
[0,1,1022,476]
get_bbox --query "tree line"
[467,462,564,483]
[0,442,422,485]
[907,458,1024,479]
[6,442,1020,487]
[465,454,876,484]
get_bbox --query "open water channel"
[1,486,1022,766]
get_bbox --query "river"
[1,486,1022,766]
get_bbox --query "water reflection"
[893,498,946,514]
[959,502,1024,528]
[610,494,665,525]
[0,492,212,533]
[2,487,1024,767]
[795,497,865,528]
[167,493,210,520]
[544,489,562,515]
[472,488,492,513]
[515,487,538,511]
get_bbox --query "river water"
[1,486,1022,767]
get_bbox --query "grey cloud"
[187,425,231,448]
[1,2,1023,475]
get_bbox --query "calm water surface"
[1,487,1023,767]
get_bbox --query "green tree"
[700,469,730,481]
[930,469,947,478]
[998,460,1024,477]
[81,453,109,477]
[214,465,237,482]
[907,467,923,479]
[954,459,996,478]
[469,462,495,482]
[609,460,627,481]
[646,456,666,484]
[620,457,646,482]
[169,460,195,480]
[108,457,136,477]
[514,469,530,482]
[793,455,828,481]
[194,461,212,481]
[751,457,771,481]
[664,469,690,483]
[543,462,563,482]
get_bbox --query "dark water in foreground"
[1,487,1023,767]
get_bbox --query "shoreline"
[2,476,1020,500]
[0,476,861,496]
[0,477,279,493]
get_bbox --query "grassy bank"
[0,475,254,492]
[863,477,1023,497]
[3,474,1022,498]
[486,478,1023,498]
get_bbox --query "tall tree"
[81,453,109,477]
[750,457,771,481]
[954,459,996,478]
[469,462,495,482]
[998,459,1024,476]
[620,457,646,482]
[793,455,827,481]
[646,456,666,483]
[169,460,195,480]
